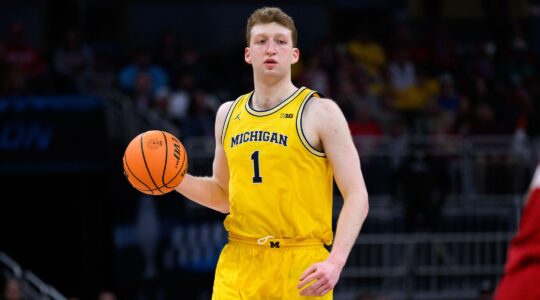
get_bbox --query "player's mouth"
[264,59,278,66]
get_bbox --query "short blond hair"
[246,7,297,47]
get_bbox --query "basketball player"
[175,7,369,299]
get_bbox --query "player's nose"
[265,41,277,54]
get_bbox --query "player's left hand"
[297,258,344,296]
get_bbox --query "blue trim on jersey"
[245,87,304,117]
[296,91,326,157]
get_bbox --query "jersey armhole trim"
[221,95,244,145]
[296,91,326,157]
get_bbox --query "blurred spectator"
[497,37,535,87]
[390,24,430,68]
[348,105,384,137]
[2,278,23,300]
[153,86,171,117]
[97,290,117,300]
[346,31,386,78]
[436,73,461,115]
[52,27,94,92]
[168,72,196,126]
[467,103,505,136]
[299,54,331,96]
[181,89,216,139]
[394,69,439,133]
[86,53,116,96]
[430,24,458,73]
[467,75,500,109]
[495,83,526,133]
[335,50,364,90]
[431,111,457,137]
[313,38,339,79]
[395,143,448,232]
[0,22,45,95]
[335,79,360,121]
[118,49,168,94]
[177,42,205,81]
[387,49,416,91]
[453,94,473,134]
[0,22,45,77]
[472,41,497,80]
[356,71,390,127]
[130,71,156,110]
[154,28,182,77]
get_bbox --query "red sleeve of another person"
[495,166,540,300]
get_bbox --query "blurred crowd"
[0,20,539,142]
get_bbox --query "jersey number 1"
[251,150,263,183]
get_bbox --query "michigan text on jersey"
[231,131,288,147]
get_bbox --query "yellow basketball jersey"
[221,87,334,245]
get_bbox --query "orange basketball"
[122,130,188,195]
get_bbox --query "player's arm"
[322,98,369,268]
[174,101,232,214]
[298,98,369,296]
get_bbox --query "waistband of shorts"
[228,234,324,248]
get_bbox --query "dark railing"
[0,252,68,300]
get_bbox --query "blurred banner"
[0,95,108,172]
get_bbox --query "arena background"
[0,0,539,299]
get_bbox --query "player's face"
[245,22,299,77]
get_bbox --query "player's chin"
[261,63,279,70]
[260,67,281,75]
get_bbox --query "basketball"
[122,130,188,195]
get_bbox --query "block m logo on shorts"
[270,241,280,248]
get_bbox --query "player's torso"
[222,87,334,243]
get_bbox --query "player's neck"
[252,78,297,111]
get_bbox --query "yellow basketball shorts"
[212,236,332,300]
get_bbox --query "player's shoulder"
[214,101,237,143]
[216,92,248,117]
[310,96,339,108]
[304,96,343,121]
[218,100,234,112]
[217,101,235,117]
[216,100,239,123]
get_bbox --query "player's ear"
[245,47,252,64]
[292,47,300,64]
